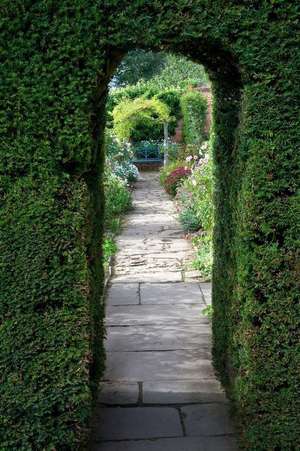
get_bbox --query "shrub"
[105,132,135,164]
[112,162,139,183]
[192,233,213,279]
[164,166,191,196]
[182,152,214,233]
[104,170,132,230]
[103,170,132,274]
[179,207,201,232]
[180,90,208,149]
[104,132,139,183]
[159,160,187,186]
[175,149,214,277]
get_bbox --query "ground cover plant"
[1,2,299,449]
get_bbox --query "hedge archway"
[1,2,299,449]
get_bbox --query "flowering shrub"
[174,142,214,278]
[182,152,213,233]
[103,169,133,270]
[106,132,135,162]
[105,131,139,183]
[113,161,139,182]
[164,166,191,196]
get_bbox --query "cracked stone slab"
[98,382,139,405]
[105,324,211,351]
[106,284,139,306]
[104,350,214,382]
[105,304,209,326]
[92,436,238,451]
[141,282,204,304]
[199,283,212,305]
[181,404,235,436]
[143,380,228,404]
[92,407,182,441]
[199,282,212,295]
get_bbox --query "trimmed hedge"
[1,1,299,449]
[180,90,208,147]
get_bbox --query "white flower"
[193,155,198,160]
[186,155,193,162]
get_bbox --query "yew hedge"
[0,1,299,449]
[180,90,208,148]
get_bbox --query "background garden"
[104,50,214,281]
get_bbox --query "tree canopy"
[112,51,208,89]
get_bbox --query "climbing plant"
[0,1,299,449]
[112,97,171,141]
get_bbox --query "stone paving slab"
[201,285,212,304]
[105,304,208,326]
[141,282,203,304]
[98,382,139,405]
[143,380,227,404]
[91,172,237,449]
[104,350,215,381]
[106,284,139,306]
[115,259,182,273]
[199,282,212,291]
[105,324,211,351]
[92,407,182,441]
[112,271,183,283]
[92,436,238,451]
[182,403,235,436]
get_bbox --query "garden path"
[91,172,237,450]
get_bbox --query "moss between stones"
[0,1,299,449]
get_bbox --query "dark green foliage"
[112,49,167,87]
[147,53,208,90]
[1,1,299,449]
[180,91,208,147]
[0,178,93,449]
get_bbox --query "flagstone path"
[91,172,237,450]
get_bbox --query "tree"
[148,54,208,89]
[112,50,167,87]
[111,51,208,89]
